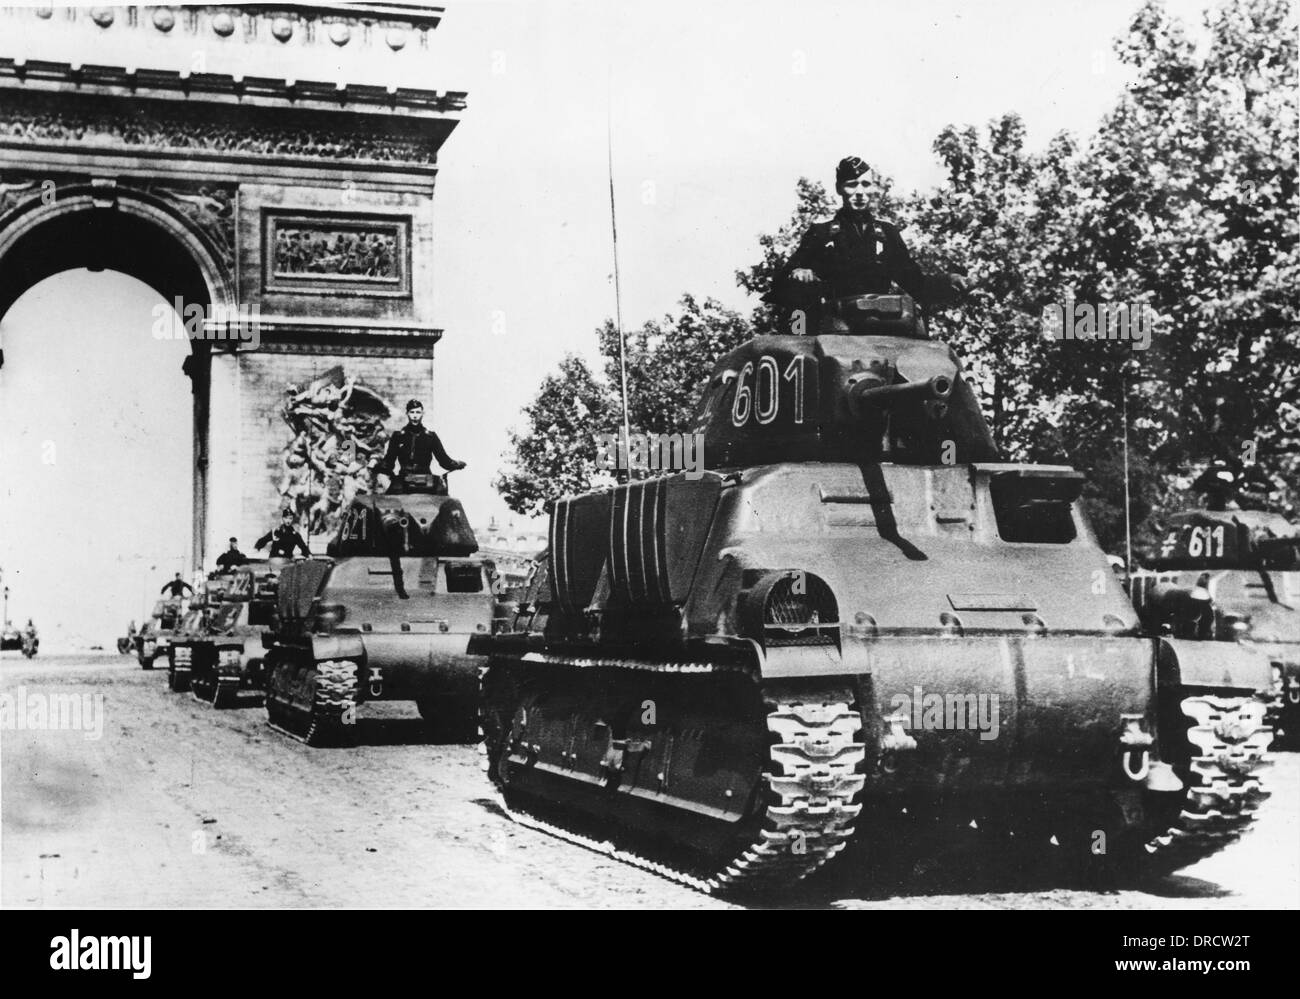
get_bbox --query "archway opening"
[0,207,213,321]
[0,271,194,652]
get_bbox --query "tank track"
[1260,690,1287,746]
[483,664,1276,896]
[1142,694,1273,866]
[190,674,240,709]
[191,650,243,709]
[266,658,360,747]
[167,648,191,692]
[211,679,240,710]
[480,655,866,896]
[1261,667,1298,746]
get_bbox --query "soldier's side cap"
[836,155,869,185]
[406,399,423,411]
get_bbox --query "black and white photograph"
[0,0,1296,934]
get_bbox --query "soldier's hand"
[452,460,468,471]
[791,268,817,284]
[948,273,970,295]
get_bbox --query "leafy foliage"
[498,0,1298,557]
[494,297,751,516]
[493,354,618,518]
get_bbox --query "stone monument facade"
[0,3,465,563]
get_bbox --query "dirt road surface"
[3,655,1297,910]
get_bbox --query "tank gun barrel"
[847,374,953,421]
[379,509,413,549]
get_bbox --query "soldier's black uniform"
[377,425,463,479]
[767,207,930,310]
[255,525,310,558]
[160,579,193,598]
[215,548,248,569]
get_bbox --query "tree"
[495,296,752,516]
[905,116,1085,457]
[901,0,1299,550]
[493,355,618,518]
[1046,0,1299,539]
[497,0,1298,546]
[596,293,753,432]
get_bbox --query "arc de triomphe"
[0,3,466,567]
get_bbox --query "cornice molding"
[0,58,467,117]
[4,5,448,51]
[0,81,460,170]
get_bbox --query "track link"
[481,655,866,896]
[266,658,359,747]
[167,647,191,692]
[1143,695,1273,864]
[193,649,244,709]
[211,679,240,709]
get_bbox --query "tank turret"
[695,295,997,469]
[327,491,479,560]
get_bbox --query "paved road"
[2,654,1296,909]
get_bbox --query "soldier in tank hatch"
[766,155,967,324]
[375,399,466,493]
[215,537,248,570]
[160,573,194,599]
[255,510,311,558]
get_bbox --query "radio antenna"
[607,72,631,483]
[1122,374,1133,576]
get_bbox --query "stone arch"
[0,185,236,568]
[0,183,235,323]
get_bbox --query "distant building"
[476,517,546,585]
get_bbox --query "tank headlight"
[939,612,964,638]
[1101,613,1128,634]
[316,603,346,628]
[848,611,878,640]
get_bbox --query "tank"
[186,560,284,708]
[136,598,182,669]
[1130,502,1300,746]
[472,294,1275,896]
[165,604,208,692]
[262,478,500,745]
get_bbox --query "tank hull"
[474,460,1275,895]
[264,553,494,745]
